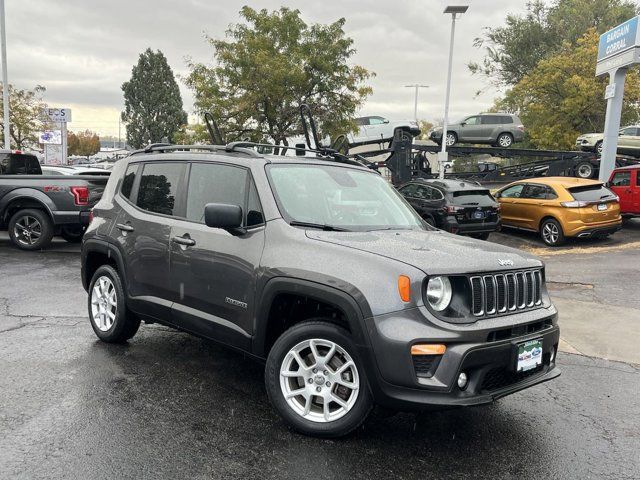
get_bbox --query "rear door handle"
[171,235,196,247]
[116,223,134,232]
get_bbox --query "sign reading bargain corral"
[598,16,639,62]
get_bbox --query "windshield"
[267,164,426,231]
[568,184,617,202]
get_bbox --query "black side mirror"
[460,122,466,127]
[204,203,244,233]
[494,192,501,199]
[604,181,611,188]
[383,119,390,124]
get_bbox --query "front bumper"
[361,305,560,410]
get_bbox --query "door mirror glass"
[204,203,243,230]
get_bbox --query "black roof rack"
[131,143,262,158]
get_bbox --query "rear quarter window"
[120,164,138,199]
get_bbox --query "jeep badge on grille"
[498,259,514,267]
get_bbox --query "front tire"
[88,265,140,343]
[445,132,457,147]
[540,218,565,246]
[265,320,373,438]
[575,161,594,179]
[8,209,54,250]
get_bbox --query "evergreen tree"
[121,49,187,148]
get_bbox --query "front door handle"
[116,223,134,232]
[171,235,196,247]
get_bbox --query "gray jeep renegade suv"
[81,144,560,437]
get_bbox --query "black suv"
[398,179,501,239]
[81,144,560,437]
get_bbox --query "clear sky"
[6,0,536,137]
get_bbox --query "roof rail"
[131,144,262,158]
[224,141,368,167]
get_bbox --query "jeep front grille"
[470,270,543,317]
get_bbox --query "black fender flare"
[81,238,128,292]
[252,276,372,358]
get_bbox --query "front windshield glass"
[267,164,426,231]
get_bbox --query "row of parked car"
[398,165,639,246]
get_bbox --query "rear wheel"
[265,320,373,438]
[575,161,594,179]
[540,218,565,247]
[8,209,54,250]
[88,265,140,343]
[496,133,514,148]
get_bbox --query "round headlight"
[426,276,452,312]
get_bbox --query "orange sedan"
[495,177,622,246]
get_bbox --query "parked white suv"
[347,116,420,146]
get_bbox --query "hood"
[305,229,542,275]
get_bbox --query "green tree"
[470,0,637,87]
[68,130,101,157]
[0,84,48,149]
[185,6,373,147]
[122,49,187,148]
[496,30,640,150]
[416,120,434,141]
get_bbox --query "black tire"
[540,218,565,247]
[445,131,457,147]
[8,208,54,250]
[575,161,594,179]
[87,265,140,343]
[60,225,86,243]
[265,320,373,438]
[595,141,603,157]
[496,132,514,148]
[423,216,436,227]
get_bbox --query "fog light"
[457,372,468,390]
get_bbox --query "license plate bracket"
[473,211,485,219]
[514,339,543,372]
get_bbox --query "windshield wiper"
[289,221,350,232]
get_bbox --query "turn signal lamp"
[411,344,447,355]
[398,275,411,302]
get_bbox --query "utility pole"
[0,0,10,149]
[439,5,469,179]
[404,84,429,122]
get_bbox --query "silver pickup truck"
[0,150,109,250]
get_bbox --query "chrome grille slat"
[470,269,543,318]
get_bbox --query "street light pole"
[438,5,469,179]
[0,0,10,150]
[404,84,429,122]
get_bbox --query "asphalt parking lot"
[1,229,639,479]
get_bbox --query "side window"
[247,179,265,227]
[369,117,386,125]
[355,117,367,126]
[185,163,247,224]
[120,164,137,200]
[480,116,499,125]
[637,171,640,187]
[430,187,444,200]
[545,186,558,200]
[522,184,548,200]
[611,171,631,187]
[501,116,514,124]
[500,184,524,198]
[136,162,184,216]
[464,116,480,125]
[400,184,419,197]
[0,156,8,174]
[620,128,635,136]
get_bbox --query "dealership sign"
[39,130,62,145]
[596,16,640,76]
[45,108,72,123]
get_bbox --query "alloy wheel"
[542,223,559,245]
[577,164,593,178]
[445,133,456,147]
[13,216,42,246]
[280,338,360,423]
[498,135,513,147]
[90,276,117,332]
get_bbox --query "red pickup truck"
[608,165,640,217]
